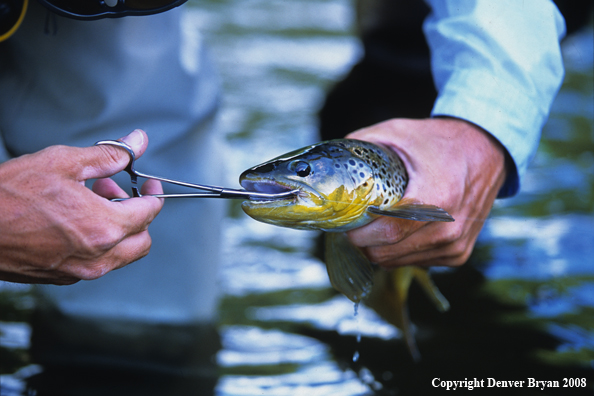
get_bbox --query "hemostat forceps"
[95,140,299,201]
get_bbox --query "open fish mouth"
[240,179,301,202]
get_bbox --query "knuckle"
[141,234,153,255]
[442,240,474,267]
[135,242,152,262]
[44,145,81,174]
[447,254,468,267]
[380,219,403,245]
[97,144,128,169]
[78,144,129,180]
[69,265,111,281]
[435,222,465,245]
[365,246,390,265]
[75,225,124,258]
[131,233,153,262]
[456,243,475,265]
[365,248,382,264]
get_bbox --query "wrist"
[433,116,507,193]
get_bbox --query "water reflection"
[217,326,372,396]
[482,215,594,280]
[250,296,399,340]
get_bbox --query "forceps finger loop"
[95,140,141,197]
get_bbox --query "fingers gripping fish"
[239,139,453,360]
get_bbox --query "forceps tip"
[242,189,301,200]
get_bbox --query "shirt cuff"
[431,69,546,197]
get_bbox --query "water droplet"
[353,302,362,362]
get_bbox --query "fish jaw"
[239,175,324,229]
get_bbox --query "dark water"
[1,1,593,395]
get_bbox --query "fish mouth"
[240,178,302,202]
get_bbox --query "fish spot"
[334,163,341,169]
[359,172,365,178]
[349,159,356,166]
[384,199,389,205]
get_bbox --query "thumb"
[78,129,149,181]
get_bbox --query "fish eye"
[289,161,312,177]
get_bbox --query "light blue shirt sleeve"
[423,0,566,197]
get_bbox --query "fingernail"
[121,129,145,150]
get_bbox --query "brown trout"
[239,139,453,360]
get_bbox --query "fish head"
[239,141,376,231]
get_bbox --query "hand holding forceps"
[94,140,299,201]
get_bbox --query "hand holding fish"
[238,121,505,359]
[345,117,507,268]
[0,129,164,285]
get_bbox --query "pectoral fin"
[368,204,454,222]
[324,232,373,303]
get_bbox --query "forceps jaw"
[93,140,299,201]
